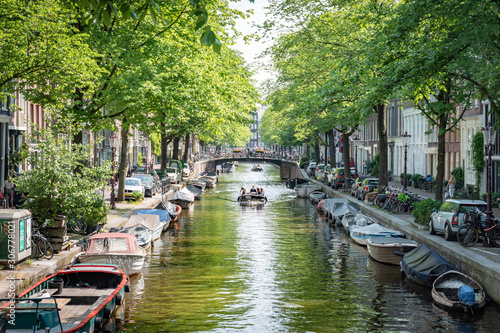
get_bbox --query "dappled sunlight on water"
[122,163,500,332]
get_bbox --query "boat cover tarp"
[125,214,162,231]
[186,185,202,198]
[323,199,360,217]
[198,172,217,178]
[309,191,326,200]
[137,209,171,222]
[286,178,308,189]
[155,201,179,218]
[109,226,151,246]
[169,187,195,203]
[342,213,377,229]
[350,223,405,238]
[401,244,455,284]
[458,285,475,306]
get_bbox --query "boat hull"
[169,199,192,209]
[431,270,486,311]
[1,264,128,333]
[78,253,145,276]
[366,238,418,265]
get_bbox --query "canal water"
[122,163,500,332]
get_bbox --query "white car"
[124,177,145,200]
[166,167,181,184]
[183,165,191,177]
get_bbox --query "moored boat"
[0,263,129,333]
[196,176,216,188]
[137,209,171,231]
[350,223,405,246]
[294,183,321,198]
[222,162,235,173]
[108,225,152,252]
[400,244,455,287]
[124,214,164,241]
[168,187,195,209]
[309,190,326,204]
[286,177,308,189]
[431,270,486,311]
[186,184,203,199]
[77,233,146,276]
[366,237,419,265]
[341,213,377,235]
[322,198,361,224]
[155,201,182,221]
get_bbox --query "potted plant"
[412,174,423,188]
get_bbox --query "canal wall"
[299,170,500,306]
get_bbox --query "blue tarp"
[458,285,475,306]
[401,244,455,287]
[137,209,171,222]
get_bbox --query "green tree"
[14,123,112,223]
[471,131,485,198]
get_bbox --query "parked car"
[132,165,147,174]
[350,176,370,197]
[328,167,357,189]
[315,164,331,182]
[152,168,168,181]
[166,167,181,184]
[306,162,317,177]
[131,174,157,197]
[429,199,487,241]
[357,177,379,201]
[183,164,191,177]
[124,177,145,200]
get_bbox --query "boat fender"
[124,281,131,292]
[458,285,475,306]
[115,293,123,306]
[104,306,112,319]
[95,316,103,329]
[393,250,406,257]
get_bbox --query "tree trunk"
[183,133,189,162]
[343,134,351,179]
[435,113,448,200]
[172,137,180,160]
[377,104,388,187]
[117,122,129,201]
[314,142,320,165]
[324,132,328,165]
[327,130,336,168]
[161,125,168,169]
[306,144,310,160]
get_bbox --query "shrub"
[451,167,464,189]
[132,191,143,202]
[371,153,380,177]
[411,199,442,226]
[412,173,423,184]
[299,156,308,168]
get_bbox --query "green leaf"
[212,38,221,54]
[130,10,137,20]
[201,30,216,46]
[80,0,90,8]
[149,6,157,22]
[195,16,207,30]
[102,9,111,28]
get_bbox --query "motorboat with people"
[238,185,267,205]
[251,164,263,172]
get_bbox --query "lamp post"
[402,131,411,191]
[110,132,117,209]
[482,122,496,227]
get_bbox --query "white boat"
[294,183,321,198]
[168,187,195,209]
[124,214,163,241]
[432,270,486,311]
[108,225,153,252]
[237,194,267,205]
[350,224,405,246]
[341,213,377,234]
[78,233,146,276]
[366,237,418,265]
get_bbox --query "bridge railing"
[191,153,300,163]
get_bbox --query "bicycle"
[68,211,88,234]
[31,221,54,260]
[457,212,500,247]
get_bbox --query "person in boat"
[240,187,247,195]
[249,185,257,194]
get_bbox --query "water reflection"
[122,163,500,332]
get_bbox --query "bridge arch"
[193,158,299,180]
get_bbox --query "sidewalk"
[0,190,167,298]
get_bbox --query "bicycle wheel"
[389,200,400,213]
[41,237,54,260]
[69,216,87,234]
[457,226,478,247]
[30,239,41,259]
[490,227,500,247]
[34,236,47,259]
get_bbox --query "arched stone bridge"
[193,157,300,180]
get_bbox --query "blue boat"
[400,244,455,287]
[137,209,171,230]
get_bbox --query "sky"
[229,0,273,88]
